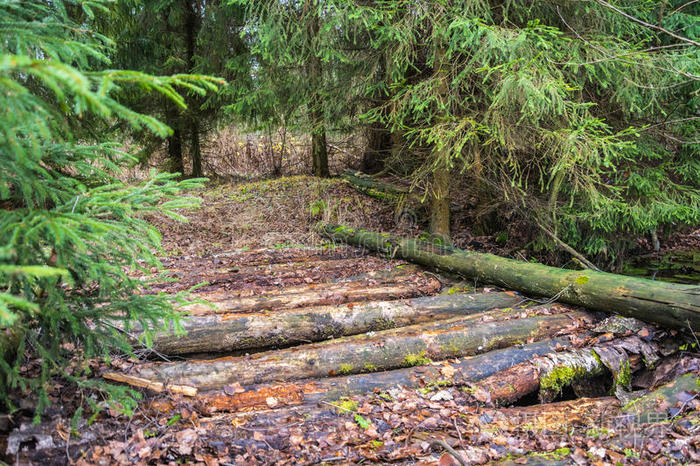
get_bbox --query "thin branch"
[662,133,700,145]
[622,77,693,90]
[549,42,691,67]
[593,0,700,47]
[430,440,468,466]
[556,6,699,81]
[536,222,602,272]
[671,0,700,16]
[639,116,700,131]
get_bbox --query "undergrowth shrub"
[0,0,219,419]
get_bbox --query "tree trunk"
[151,292,521,354]
[166,120,184,175]
[184,0,203,178]
[126,310,591,390]
[319,224,700,330]
[361,52,391,174]
[430,163,451,242]
[307,3,329,178]
[190,120,202,177]
[429,46,451,242]
[311,125,329,177]
[362,121,392,174]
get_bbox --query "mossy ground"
[148,176,416,255]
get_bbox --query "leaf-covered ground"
[3,177,699,465]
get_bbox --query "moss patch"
[615,360,632,389]
[404,350,432,367]
[332,398,358,413]
[540,365,586,395]
[574,275,590,285]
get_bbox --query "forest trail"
[8,244,699,464]
[57,244,694,464]
[6,180,699,464]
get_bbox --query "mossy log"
[140,337,573,413]
[153,292,521,355]
[126,310,592,390]
[622,372,700,422]
[476,335,667,405]
[319,223,700,330]
[342,170,419,203]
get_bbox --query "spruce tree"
[103,0,245,177]
[233,0,376,177]
[350,0,699,265]
[0,0,219,416]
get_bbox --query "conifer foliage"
[347,0,700,264]
[0,0,219,416]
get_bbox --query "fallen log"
[182,245,358,266]
[181,267,441,315]
[152,291,522,354]
[149,256,390,293]
[127,310,593,390]
[343,170,419,203]
[476,334,668,405]
[319,224,700,330]
[622,372,700,422]
[141,337,574,413]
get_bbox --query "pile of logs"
[104,241,697,421]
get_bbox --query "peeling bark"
[126,310,593,390]
[476,335,670,405]
[150,337,575,414]
[319,224,700,330]
[153,292,521,354]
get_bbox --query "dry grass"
[202,127,364,179]
[148,175,420,255]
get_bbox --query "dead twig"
[536,222,601,272]
[593,0,700,47]
[430,439,468,466]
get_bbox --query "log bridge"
[105,240,698,424]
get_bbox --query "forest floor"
[148,176,700,283]
[3,176,700,465]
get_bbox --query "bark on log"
[153,292,521,355]
[622,372,700,422]
[150,257,387,293]
[147,337,574,414]
[476,334,667,405]
[129,310,593,390]
[169,246,359,267]
[343,170,419,203]
[319,223,700,330]
[181,267,441,316]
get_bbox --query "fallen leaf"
[430,390,453,402]
[290,433,304,446]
